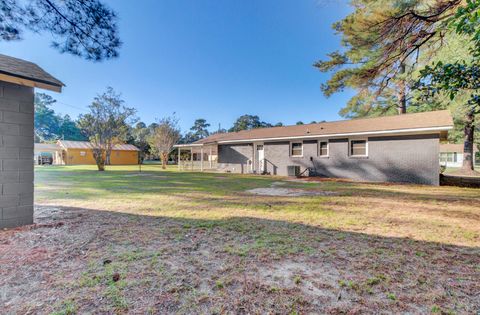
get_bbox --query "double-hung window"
[290,142,303,157]
[319,141,328,157]
[439,152,457,163]
[350,139,368,157]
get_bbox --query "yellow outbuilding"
[56,140,139,165]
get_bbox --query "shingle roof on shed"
[0,54,64,91]
[195,110,453,144]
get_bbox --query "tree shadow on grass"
[1,205,479,314]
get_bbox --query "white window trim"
[349,138,368,157]
[318,140,329,158]
[290,141,303,158]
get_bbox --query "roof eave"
[0,72,63,92]
[173,143,206,148]
[215,126,454,144]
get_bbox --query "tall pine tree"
[315,0,463,118]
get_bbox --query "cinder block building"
[0,54,63,228]
[175,111,453,186]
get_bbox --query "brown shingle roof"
[195,110,453,144]
[58,140,139,151]
[0,54,64,89]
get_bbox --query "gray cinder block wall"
[217,144,253,174]
[217,134,440,185]
[0,81,34,228]
[264,135,440,185]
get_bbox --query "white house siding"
[439,152,463,168]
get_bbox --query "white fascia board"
[173,144,204,148]
[216,126,453,144]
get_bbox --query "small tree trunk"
[92,148,106,171]
[462,109,475,171]
[97,163,105,171]
[105,150,111,165]
[161,152,168,169]
[397,64,407,114]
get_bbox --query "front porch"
[174,142,269,174]
[175,144,219,171]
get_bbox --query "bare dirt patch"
[1,204,479,314]
[14,167,480,313]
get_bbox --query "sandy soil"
[1,204,479,314]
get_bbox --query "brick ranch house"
[175,110,453,186]
[0,54,63,228]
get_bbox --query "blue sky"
[0,0,353,132]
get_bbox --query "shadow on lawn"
[2,204,479,314]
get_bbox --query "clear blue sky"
[0,0,353,132]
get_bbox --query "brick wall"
[217,134,440,185]
[217,143,253,174]
[263,135,440,185]
[0,81,34,228]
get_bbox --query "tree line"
[35,89,307,170]
[5,0,480,173]
[316,0,480,173]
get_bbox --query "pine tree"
[315,0,463,118]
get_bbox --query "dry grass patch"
[1,165,479,313]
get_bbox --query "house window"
[319,141,328,157]
[291,142,303,157]
[439,152,457,163]
[350,140,367,157]
[79,151,86,157]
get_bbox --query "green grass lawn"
[2,165,479,314]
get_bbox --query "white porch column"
[209,146,212,169]
[178,147,181,170]
[200,147,204,172]
[190,147,193,171]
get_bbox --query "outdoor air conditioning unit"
[287,165,300,177]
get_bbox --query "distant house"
[175,110,454,185]
[439,143,479,168]
[34,141,140,165]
